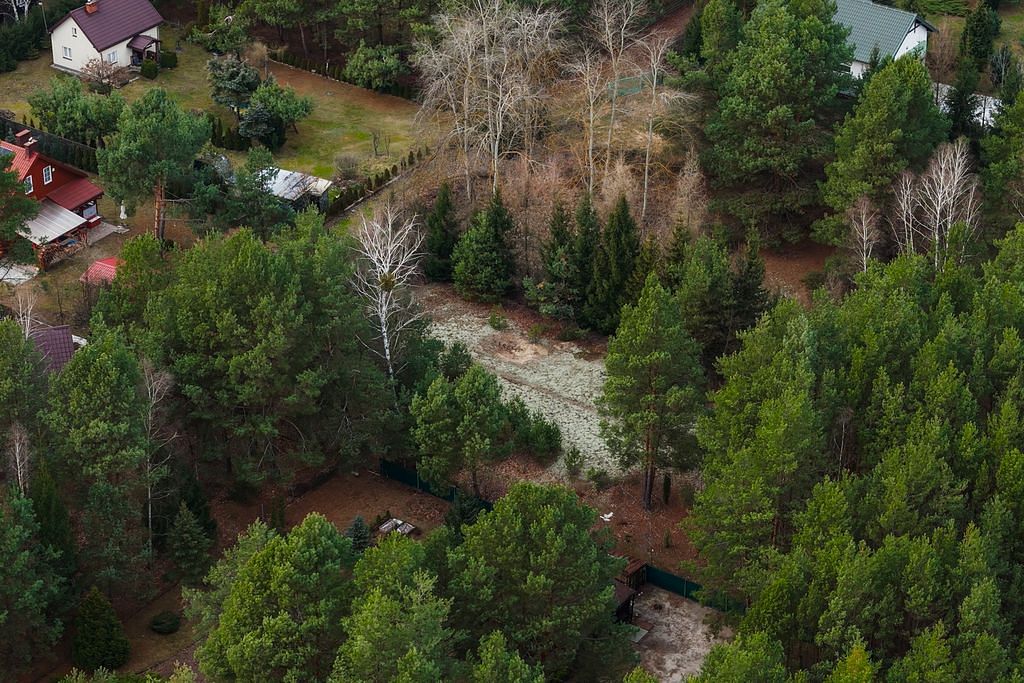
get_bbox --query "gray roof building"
[834,0,936,65]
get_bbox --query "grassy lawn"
[0,27,421,178]
[997,3,1024,57]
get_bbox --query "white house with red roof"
[1,132,104,268]
[49,0,163,76]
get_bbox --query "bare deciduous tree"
[7,421,31,495]
[592,0,647,177]
[638,32,674,222]
[917,138,981,268]
[15,289,36,338]
[847,196,881,273]
[600,155,639,216]
[141,358,177,553]
[890,170,920,256]
[674,152,709,238]
[565,48,605,197]
[81,58,131,90]
[416,0,564,197]
[352,203,424,389]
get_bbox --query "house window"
[71,27,77,37]
[24,176,33,194]
[62,46,72,60]
[106,50,118,64]
[43,166,53,184]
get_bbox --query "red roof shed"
[79,257,122,285]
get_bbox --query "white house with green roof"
[834,0,937,78]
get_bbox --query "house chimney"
[23,138,37,153]
[14,129,31,146]
[85,0,98,13]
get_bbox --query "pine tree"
[818,57,947,243]
[168,502,212,586]
[424,182,458,281]
[345,516,372,553]
[599,273,706,509]
[452,193,515,302]
[72,587,131,672]
[704,0,852,232]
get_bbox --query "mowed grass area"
[0,28,421,177]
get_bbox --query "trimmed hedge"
[140,60,158,79]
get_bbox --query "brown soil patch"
[762,241,835,306]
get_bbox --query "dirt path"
[420,284,618,475]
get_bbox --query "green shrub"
[72,587,130,671]
[140,60,158,79]
[564,445,584,476]
[679,481,697,508]
[438,342,473,381]
[527,323,545,344]
[488,306,509,330]
[586,467,612,491]
[159,50,178,68]
[149,610,181,635]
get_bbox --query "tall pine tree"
[424,182,458,281]
[584,196,640,334]
[452,193,515,302]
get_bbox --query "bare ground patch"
[419,283,615,475]
[634,586,732,682]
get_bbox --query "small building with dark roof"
[834,0,936,78]
[50,0,163,76]
[29,325,77,374]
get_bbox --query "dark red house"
[2,132,104,268]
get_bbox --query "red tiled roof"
[0,141,33,181]
[47,177,104,210]
[79,257,121,285]
[29,325,76,373]
[52,0,163,53]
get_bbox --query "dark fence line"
[377,458,742,613]
[1,118,99,174]
[379,459,494,511]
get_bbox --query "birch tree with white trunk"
[847,196,881,273]
[141,358,177,554]
[352,203,424,390]
[890,170,921,256]
[916,138,981,268]
[1,0,31,22]
[7,421,31,495]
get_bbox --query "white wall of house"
[895,23,929,60]
[850,60,869,79]
[50,21,159,74]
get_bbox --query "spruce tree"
[452,193,515,302]
[168,502,212,586]
[585,196,640,334]
[29,464,76,579]
[525,201,579,319]
[424,182,458,281]
[572,195,601,325]
[72,587,131,672]
[946,58,981,141]
[345,516,372,553]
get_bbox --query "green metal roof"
[834,0,932,63]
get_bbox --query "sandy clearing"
[634,586,732,682]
